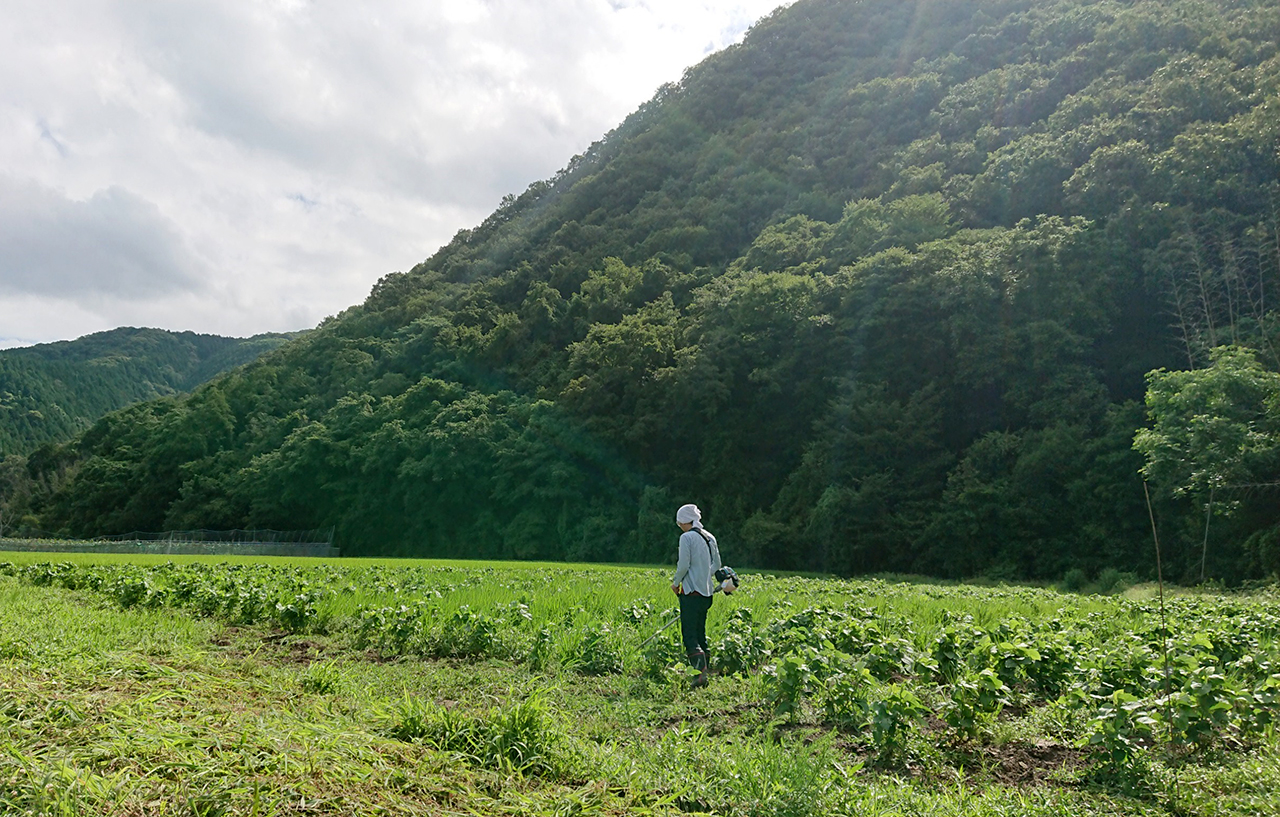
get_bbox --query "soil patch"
[969,740,1086,786]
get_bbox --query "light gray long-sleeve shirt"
[672,528,722,597]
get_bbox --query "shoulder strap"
[691,527,713,554]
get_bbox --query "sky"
[0,0,791,349]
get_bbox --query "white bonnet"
[675,504,702,526]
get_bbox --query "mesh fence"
[0,527,338,558]
[94,528,334,545]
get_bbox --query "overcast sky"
[0,0,790,349]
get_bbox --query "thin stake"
[1200,487,1213,584]
[1144,480,1179,793]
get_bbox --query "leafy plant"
[433,606,501,659]
[1168,665,1238,749]
[932,622,977,682]
[274,593,318,633]
[867,684,926,764]
[821,666,874,729]
[942,668,1010,740]
[715,622,770,677]
[767,653,815,721]
[356,602,433,655]
[1085,690,1157,776]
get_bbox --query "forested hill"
[0,328,293,456]
[10,0,1280,583]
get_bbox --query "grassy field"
[1,552,1277,816]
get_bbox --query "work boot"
[689,650,709,689]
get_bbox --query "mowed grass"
[1,552,1278,816]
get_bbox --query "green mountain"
[0,328,293,456]
[13,0,1280,582]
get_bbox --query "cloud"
[0,176,207,299]
[0,0,791,346]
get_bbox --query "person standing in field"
[671,503,721,688]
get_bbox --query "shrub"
[1061,568,1089,592]
[1095,568,1136,595]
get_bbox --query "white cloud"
[0,0,790,348]
[0,177,206,298]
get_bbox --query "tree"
[1135,346,1280,504]
[0,455,30,537]
[1135,346,1280,580]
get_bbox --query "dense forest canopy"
[6,0,1280,583]
[0,328,293,457]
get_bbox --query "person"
[671,503,721,688]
